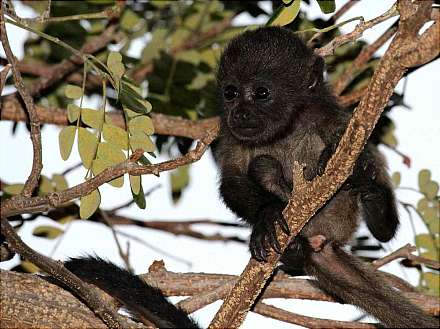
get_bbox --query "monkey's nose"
[233,111,249,122]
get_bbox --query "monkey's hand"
[250,204,290,261]
[248,155,291,202]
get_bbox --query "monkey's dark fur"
[213,26,438,328]
[60,27,437,329]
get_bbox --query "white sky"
[0,1,439,328]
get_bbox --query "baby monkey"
[213,26,437,328]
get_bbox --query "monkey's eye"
[255,87,270,100]
[224,85,239,101]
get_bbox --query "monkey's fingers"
[277,216,290,235]
[250,226,268,261]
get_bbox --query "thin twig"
[0,4,42,198]
[316,3,399,57]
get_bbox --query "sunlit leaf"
[121,8,140,31]
[268,0,301,26]
[129,174,141,195]
[3,183,24,195]
[80,189,101,219]
[128,116,154,135]
[52,174,68,191]
[316,0,336,14]
[81,108,104,129]
[97,142,126,164]
[78,127,98,169]
[130,132,156,152]
[418,169,431,189]
[102,123,129,150]
[39,175,54,195]
[65,84,83,99]
[424,181,439,200]
[391,172,401,187]
[59,126,77,160]
[92,158,124,187]
[67,104,80,123]
[107,51,125,80]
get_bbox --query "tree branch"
[209,1,437,328]
[1,3,42,198]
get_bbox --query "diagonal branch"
[209,1,437,328]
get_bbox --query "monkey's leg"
[304,241,438,328]
[220,168,289,261]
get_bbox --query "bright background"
[1,1,438,328]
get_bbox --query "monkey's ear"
[308,56,325,90]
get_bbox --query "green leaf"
[102,123,129,150]
[65,84,83,99]
[391,172,401,187]
[131,181,146,209]
[424,181,439,200]
[171,165,189,193]
[80,189,101,219]
[97,142,126,165]
[92,158,124,188]
[32,225,64,239]
[3,183,24,195]
[128,116,154,135]
[417,198,429,213]
[176,50,201,65]
[268,0,301,27]
[81,108,104,129]
[107,51,125,80]
[78,127,98,169]
[415,233,435,250]
[424,272,440,294]
[120,8,140,31]
[382,131,398,147]
[419,169,431,189]
[141,28,167,63]
[52,174,68,191]
[316,0,336,14]
[129,174,141,195]
[67,104,80,123]
[20,260,39,273]
[59,126,77,161]
[120,89,152,114]
[130,132,156,153]
[39,175,54,195]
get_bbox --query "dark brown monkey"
[213,26,438,328]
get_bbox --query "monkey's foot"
[308,235,327,252]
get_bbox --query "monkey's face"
[217,27,324,146]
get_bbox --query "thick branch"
[209,1,436,328]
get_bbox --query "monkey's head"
[217,27,325,145]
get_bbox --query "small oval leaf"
[418,169,431,189]
[97,142,126,165]
[130,132,156,153]
[78,127,98,169]
[52,174,69,191]
[81,108,104,129]
[80,189,101,219]
[92,158,124,188]
[3,183,24,195]
[102,123,129,150]
[129,116,154,135]
[67,104,80,123]
[59,126,77,161]
[268,0,301,27]
[65,84,83,99]
[129,174,141,195]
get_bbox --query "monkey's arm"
[64,256,199,329]
[220,164,289,260]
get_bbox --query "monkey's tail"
[301,242,438,328]
[64,256,199,329]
